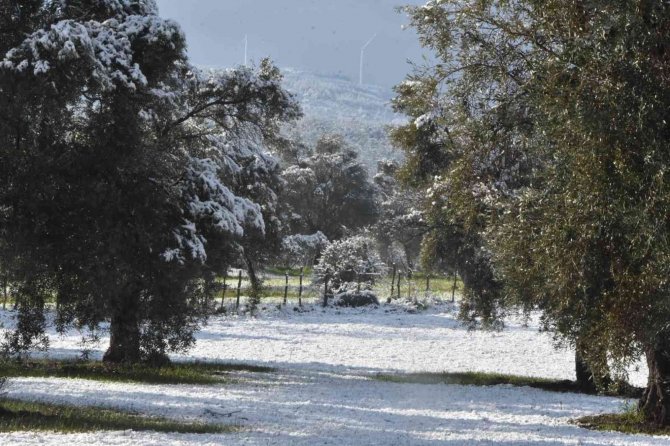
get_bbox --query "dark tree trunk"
[0,377,7,411]
[103,290,141,364]
[640,337,670,426]
[243,251,262,311]
[575,350,598,393]
[2,276,7,310]
[243,253,260,294]
[403,243,414,273]
[575,339,612,393]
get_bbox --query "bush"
[333,290,379,308]
[314,236,386,291]
[278,232,329,269]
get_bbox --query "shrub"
[333,290,380,308]
[314,236,386,291]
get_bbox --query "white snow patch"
[0,302,658,445]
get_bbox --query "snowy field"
[0,299,663,446]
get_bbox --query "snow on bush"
[314,235,386,291]
[332,290,379,308]
[279,232,329,268]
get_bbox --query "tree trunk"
[403,243,414,273]
[2,276,7,310]
[640,336,670,426]
[451,273,457,303]
[575,350,598,393]
[103,290,141,364]
[575,338,612,393]
[243,251,262,311]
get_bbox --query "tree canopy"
[280,134,379,240]
[0,0,300,363]
[395,0,670,424]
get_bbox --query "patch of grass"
[576,406,670,436]
[0,360,275,385]
[210,270,464,303]
[258,287,317,300]
[373,371,645,398]
[0,398,232,434]
[217,284,316,299]
[373,372,644,398]
[371,275,464,299]
[374,371,578,392]
[264,267,314,277]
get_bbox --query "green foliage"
[0,360,275,385]
[0,399,231,434]
[396,0,670,387]
[396,0,549,321]
[0,1,299,362]
[280,134,379,240]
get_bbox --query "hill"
[281,69,406,173]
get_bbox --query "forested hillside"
[281,69,404,172]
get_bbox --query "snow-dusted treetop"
[1,0,301,267]
[2,1,183,92]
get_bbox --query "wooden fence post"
[322,273,330,307]
[390,264,396,299]
[283,272,289,305]
[298,267,304,307]
[396,272,401,300]
[451,273,457,303]
[426,274,430,292]
[236,270,243,310]
[220,273,227,311]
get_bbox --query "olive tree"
[396,0,670,416]
[0,0,300,363]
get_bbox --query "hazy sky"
[155,0,427,88]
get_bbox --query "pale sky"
[155,0,427,88]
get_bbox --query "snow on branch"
[163,156,265,264]
[1,8,183,92]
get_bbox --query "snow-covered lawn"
[0,300,662,445]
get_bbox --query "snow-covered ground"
[0,299,662,445]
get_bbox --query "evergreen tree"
[396,0,670,420]
[0,0,299,363]
[280,134,379,240]
[372,160,426,272]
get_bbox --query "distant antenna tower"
[244,34,248,67]
[359,33,377,86]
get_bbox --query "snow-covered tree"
[0,0,300,363]
[280,134,379,240]
[278,232,329,269]
[372,160,426,271]
[314,236,386,292]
